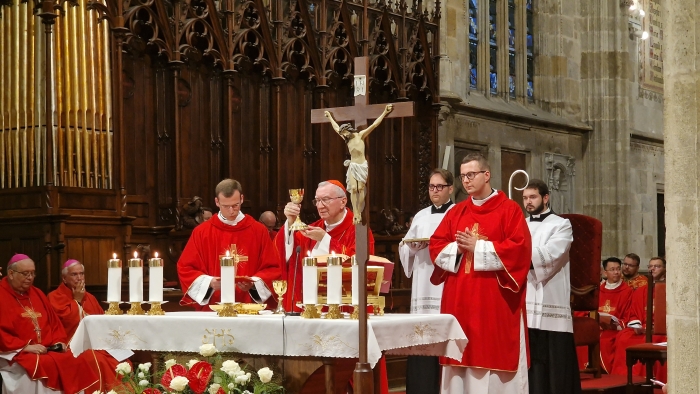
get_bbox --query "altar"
[70,312,467,393]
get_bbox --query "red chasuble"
[273,208,375,312]
[178,214,282,310]
[0,278,98,394]
[48,282,122,392]
[429,191,532,372]
[598,281,634,373]
[624,275,649,290]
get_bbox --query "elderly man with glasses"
[0,254,99,394]
[621,253,649,289]
[275,180,375,313]
[178,178,282,310]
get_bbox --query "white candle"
[129,252,144,302]
[327,255,343,304]
[302,256,318,305]
[220,252,236,303]
[107,253,122,303]
[351,256,359,305]
[148,252,164,303]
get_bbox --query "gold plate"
[209,303,267,314]
[402,238,430,243]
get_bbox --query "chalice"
[273,280,288,314]
[288,189,308,231]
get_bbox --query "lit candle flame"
[226,250,230,257]
[155,252,159,258]
[133,251,138,259]
[332,251,336,257]
[112,253,117,259]
[307,251,311,257]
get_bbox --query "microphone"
[286,246,302,316]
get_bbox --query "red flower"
[216,388,226,394]
[186,361,213,394]
[160,364,187,389]
[143,389,162,394]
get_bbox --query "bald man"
[259,211,278,240]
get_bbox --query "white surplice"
[526,210,574,332]
[399,203,454,314]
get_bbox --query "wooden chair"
[625,277,667,394]
[560,213,603,378]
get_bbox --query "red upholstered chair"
[560,214,603,378]
[625,278,667,394]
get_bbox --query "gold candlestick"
[147,302,165,315]
[350,305,360,320]
[105,302,122,315]
[217,303,238,317]
[127,302,145,315]
[325,304,343,319]
[301,304,320,319]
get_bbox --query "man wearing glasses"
[597,257,634,373]
[398,169,455,394]
[430,153,532,394]
[0,254,99,393]
[621,253,648,289]
[276,180,375,312]
[178,178,281,310]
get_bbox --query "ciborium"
[273,280,288,314]
[289,189,308,231]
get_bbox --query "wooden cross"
[21,308,43,343]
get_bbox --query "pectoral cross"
[21,308,43,343]
[464,223,489,273]
[600,300,616,314]
[227,244,248,264]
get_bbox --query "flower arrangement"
[101,344,284,394]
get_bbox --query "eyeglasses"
[648,265,664,270]
[622,263,639,268]
[11,269,36,278]
[312,196,344,206]
[459,171,487,181]
[219,202,242,210]
[605,267,621,272]
[429,184,451,192]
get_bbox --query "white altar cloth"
[69,312,467,368]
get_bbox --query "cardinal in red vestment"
[596,257,634,373]
[429,153,532,393]
[274,180,375,312]
[178,179,282,310]
[0,254,98,394]
[48,259,128,393]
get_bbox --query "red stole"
[273,209,375,311]
[0,278,98,393]
[178,214,282,309]
[429,191,532,372]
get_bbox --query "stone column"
[664,0,699,392]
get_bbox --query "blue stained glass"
[469,0,478,89]
[526,0,532,10]
[527,81,534,98]
[490,73,498,93]
[471,68,478,88]
[509,76,516,97]
[470,42,478,89]
[470,16,478,40]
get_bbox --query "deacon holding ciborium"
[178,179,281,311]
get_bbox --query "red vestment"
[273,209,375,312]
[0,278,98,394]
[429,191,532,372]
[178,214,282,310]
[597,281,634,373]
[624,275,649,290]
[48,282,122,392]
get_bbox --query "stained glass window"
[469,0,478,89]
[489,0,497,95]
[526,0,534,100]
[508,0,516,98]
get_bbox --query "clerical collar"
[218,211,245,226]
[471,189,498,207]
[529,208,552,222]
[604,279,623,290]
[432,200,453,214]
[325,208,347,232]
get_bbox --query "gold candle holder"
[147,302,165,315]
[350,305,360,320]
[217,303,238,317]
[127,302,145,315]
[105,302,122,315]
[325,304,343,319]
[301,304,320,319]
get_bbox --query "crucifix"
[310,56,414,394]
[21,308,43,343]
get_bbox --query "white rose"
[208,383,222,394]
[257,367,273,383]
[164,359,177,369]
[138,362,152,372]
[138,372,145,379]
[115,362,132,375]
[221,360,241,376]
[139,380,149,387]
[169,376,189,392]
[199,343,218,357]
[234,373,249,384]
[228,383,235,390]
[187,359,200,369]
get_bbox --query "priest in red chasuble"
[596,257,634,373]
[274,180,375,312]
[178,179,282,310]
[48,259,131,392]
[622,253,649,289]
[429,153,532,394]
[0,254,98,394]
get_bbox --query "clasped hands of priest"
[283,202,327,241]
[23,343,65,355]
[455,228,478,254]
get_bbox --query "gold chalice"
[273,280,288,314]
[289,189,308,231]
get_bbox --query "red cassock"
[429,191,532,372]
[273,209,375,312]
[597,281,634,373]
[0,278,98,394]
[48,282,123,392]
[610,286,667,381]
[178,214,282,310]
